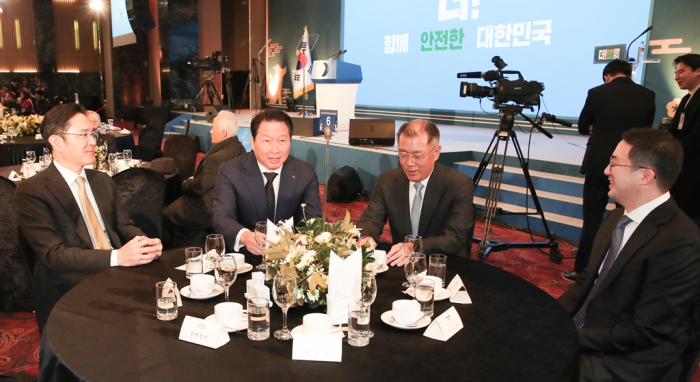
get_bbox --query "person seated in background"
[162,110,246,248]
[558,128,700,382]
[15,104,162,334]
[0,87,7,100]
[33,90,50,115]
[356,120,475,266]
[7,77,19,95]
[20,89,35,115]
[86,110,101,130]
[32,75,47,93]
[3,91,21,113]
[213,108,322,256]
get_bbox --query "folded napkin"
[8,171,22,181]
[120,129,131,135]
[327,248,363,324]
[35,133,42,140]
[163,278,183,307]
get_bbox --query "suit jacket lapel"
[680,93,700,139]
[44,164,93,247]
[277,157,297,222]
[242,153,268,222]
[393,170,412,236]
[419,163,446,235]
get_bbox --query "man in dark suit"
[356,120,475,265]
[562,60,656,282]
[669,53,700,227]
[213,108,322,256]
[15,104,162,334]
[558,128,700,382]
[163,110,246,248]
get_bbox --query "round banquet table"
[0,134,135,166]
[40,249,579,382]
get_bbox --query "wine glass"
[43,147,52,162]
[108,153,118,175]
[404,253,427,297]
[254,221,268,270]
[26,151,36,165]
[205,234,226,272]
[215,254,238,302]
[124,150,132,167]
[353,272,377,338]
[8,126,15,142]
[272,272,297,340]
[402,235,423,287]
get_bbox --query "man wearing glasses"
[356,120,475,266]
[15,104,162,334]
[558,128,700,382]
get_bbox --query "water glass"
[415,279,435,317]
[348,301,370,347]
[26,151,36,165]
[8,126,15,142]
[404,253,427,292]
[184,247,203,279]
[215,254,238,302]
[43,147,52,162]
[254,221,267,270]
[247,297,270,341]
[155,281,178,321]
[124,149,132,166]
[205,234,225,271]
[428,254,447,288]
[108,153,118,175]
[402,235,422,287]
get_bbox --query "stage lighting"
[89,0,103,11]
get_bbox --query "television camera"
[187,51,228,72]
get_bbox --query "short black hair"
[397,119,440,145]
[41,103,87,152]
[250,108,293,138]
[621,128,683,192]
[673,54,700,71]
[603,60,632,78]
[11,77,19,83]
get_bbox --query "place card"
[178,315,230,349]
[292,332,342,362]
[423,306,464,341]
[446,275,472,304]
[35,133,42,140]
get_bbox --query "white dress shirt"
[234,163,284,251]
[409,172,432,221]
[54,160,119,266]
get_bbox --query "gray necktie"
[411,182,424,236]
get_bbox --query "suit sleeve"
[422,175,475,256]
[300,166,322,219]
[212,163,247,250]
[645,91,656,127]
[578,90,595,136]
[578,234,700,354]
[356,174,389,241]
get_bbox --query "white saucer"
[381,310,431,330]
[205,314,248,332]
[290,325,345,339]
[236,263,253,274]
[375,263,389,274]
[404,288,452,301]
[180,285,224,300]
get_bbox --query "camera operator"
[562,59,655,283]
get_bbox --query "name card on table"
[178,316,230,349]
[423,306,464,341]
[446,275,472,304]
[292,333,342,362]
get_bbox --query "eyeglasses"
[398,145,438,162]
[57,131,99,141]
[608,159,651,171]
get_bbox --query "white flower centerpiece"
[264,205,375,309]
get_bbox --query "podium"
[311,60,362,131]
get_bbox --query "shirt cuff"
[110,249,119,267]
[234,228,249,252]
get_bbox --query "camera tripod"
[195,71,222,108]
[472,106,562,264]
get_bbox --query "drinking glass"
[254,221,268,270]
[415,279,435,317]
[272,272,297,340]
[247,297,270,341]
[108,153,118,175]
[43,147,52,162]
[205,234,226,273]
[124,150,132,167]
[184,247,203,279]
[404,253,427,296]
[25,151,36,165]
[7,126,15,142]
[428,254,447,288]
[353,272,377,338]
[155,281,178,321]
[402,235,423,287]
[39,155,48,170]
[348,301,370,346]
[215,254,238,302]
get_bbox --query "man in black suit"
[213,108,321,256]
[562,60,655,282]
[163,110,246,248]
[15,104,162,334]
[558,128,700,382]
[669,53,700,227]
[356,120,475,265]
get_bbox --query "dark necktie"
[263,172,277,223]
[573,215,633,328]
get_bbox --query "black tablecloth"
[0,134,135,166]
[40,249,578,382]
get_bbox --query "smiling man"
[15,104,162,334]
[213,108,321,256]
[356,120,475,265]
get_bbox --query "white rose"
[314,232,332,244]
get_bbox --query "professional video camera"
[187,51,228,72]
[457,56,543,108]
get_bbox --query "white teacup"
[190,274,215,296]
[215,302,244,326]
[302,313,341,335]
[372,250,387,266]
[233,253,246,268]
[392,300,422,324]
[425,275,444,296]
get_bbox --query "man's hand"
[117,236,163,267]
[387,243,408,267]
[241,230,266,256]
[357,237,377,250]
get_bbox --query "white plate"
[381,310,431,330]
[180,285,224,300]
[404,288,451,301]
[205,314,248,332]
[375,263,389,274]
[236,263,253,274]
[290,325,345,339]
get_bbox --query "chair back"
[137,126,162,161]
[149,116,166,138]
[112,168,166,239]
[97,133,118,153]
[0,177,34,311]
[163,135,199,179]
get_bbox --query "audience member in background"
[669,53,700,227]
[356,120,475,265]
[7,77,19,95]
[0,87,7,100]
[32,75,47,93]
[33,90,50,115]
[162,110,246,248]
[213,108,322,256]
[86,110,101,130]
[558,128,700,382]
[3,91,21,113]
[20,77,28,90]
[20,89,35,115]
[15,104,162,334]
[561,59,655,283]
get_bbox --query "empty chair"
[163,135,200,179]
[112,168,166,239]
[0,177,33,312]
[136,126,163,161]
